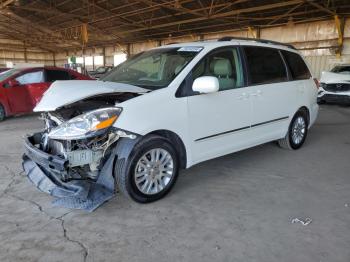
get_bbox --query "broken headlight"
[48,107,122,140]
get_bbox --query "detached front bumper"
[22,132,115,211]
[22,131,141,211]
[24,132,68,174]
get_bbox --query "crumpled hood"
[320,71,350,84]
[34,80,149,112]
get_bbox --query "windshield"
[0,69,21,82]
[331,66,350,74]
[101,47,202,90]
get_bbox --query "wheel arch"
[146,129,187,169]
[0,96,9,116]
[297,106,310,126]
[0,100,9,121]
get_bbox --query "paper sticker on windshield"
[178,47,203,52]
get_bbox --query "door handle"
[238,92,249,100]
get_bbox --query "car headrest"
[175,64,183,75]
[212,59,232,77]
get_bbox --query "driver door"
[186,47,252,164]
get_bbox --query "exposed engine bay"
[22,80,149,210]
[36,93,139,182]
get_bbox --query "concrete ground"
[0,105,349,262]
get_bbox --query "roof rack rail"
[218,36,296,50]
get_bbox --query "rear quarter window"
[244,46,287,85]
[282,51,311,80]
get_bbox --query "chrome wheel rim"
[291,116,306,145]
[134,148,174,195]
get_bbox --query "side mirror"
[192,76,219,94]
[7,79,20,88]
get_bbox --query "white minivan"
[23,38,319,203]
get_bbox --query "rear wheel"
[116,135,179,203]
[278,110,308,150]
[0,104,5,121]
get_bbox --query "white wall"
[305,53,350,79]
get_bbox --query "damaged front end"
[22,94,141,211]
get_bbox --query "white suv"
[23,38,319,204]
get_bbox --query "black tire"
[0,104,5,122]
[278,110,308,150]
[115,135,179,203]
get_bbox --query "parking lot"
[0,104,348,262]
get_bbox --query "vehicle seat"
[175,64,184,75]
[211,59,235,90]
[163,56,186,80]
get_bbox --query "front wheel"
[116,135,179,203]
[278,111,308,150]
[0,104,5,121]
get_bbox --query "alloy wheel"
[134,148,174,195]
[291,116,306,145]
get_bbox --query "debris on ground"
[291,217,312,226]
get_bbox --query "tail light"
[313,78,320,89]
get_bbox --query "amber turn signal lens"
[93,115,118,130]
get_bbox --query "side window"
[46,70,71,82]
[16,71,44,85]
[192,47,244,91]
[282,51,311,80]
[244,46,287,85]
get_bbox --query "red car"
[0,67,92,121]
